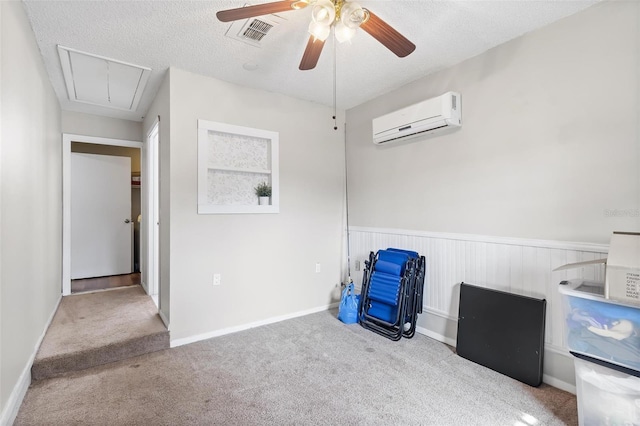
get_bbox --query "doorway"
[62,134,156,300]
[68,143,142,293]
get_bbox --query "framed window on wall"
[197,119,279,214]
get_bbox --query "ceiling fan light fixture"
[340,1,366,29]
[216,0,416,73]
[334,21,356,43]
[308,20,331,41]
[291,0,310,10]
[311,0,335,25]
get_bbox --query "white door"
[71,153,132,279]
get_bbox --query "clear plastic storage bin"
[559,279,640,371]
[574,356,640,426]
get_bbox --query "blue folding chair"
[358,248,426,340]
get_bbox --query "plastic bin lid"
[558,279,639,309]
[571,352,640,378]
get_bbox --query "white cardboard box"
[554,232,640,307]
[605,232,640,306]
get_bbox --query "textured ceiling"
[23,0,601,122]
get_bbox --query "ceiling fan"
[217,0,416,70]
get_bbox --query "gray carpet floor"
[31,286,169,380]
[16,309,577,425]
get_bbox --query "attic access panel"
[57,45,151,112]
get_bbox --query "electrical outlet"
[315,263,321,273]
[213,273,221,286]
[355,260,361,271]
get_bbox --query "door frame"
[144,118,160,301]
[62,134,143,296]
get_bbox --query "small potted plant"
[254,182,272,205]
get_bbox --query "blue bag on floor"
[338,283,360,324]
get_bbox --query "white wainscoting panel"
[349,227,608,350]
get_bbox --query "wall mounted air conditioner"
[372,92,461,145]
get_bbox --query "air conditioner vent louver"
[242,19,273,41]
[452,94,457,110]
[377,125,449,145]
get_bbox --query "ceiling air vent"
[242,19,274,42]
[225,10,285,47]
[57,45,151,112]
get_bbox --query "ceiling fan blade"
[216,1,305,22]
[360,9,416,58]
[299,36,326,70]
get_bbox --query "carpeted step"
[31,286,170,381]
[31,329,169,381]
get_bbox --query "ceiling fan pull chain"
[106,60,111,104]
[333,31,337,131]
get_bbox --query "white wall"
[62,110,142,142]
[346,0,640,245]
[345,0,639,388]
[0,0,4,416]
[1,1,62,422]
[167,68,345,341]
[142,70,170,323]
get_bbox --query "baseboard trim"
[542,374,576,395]
[423,307,458,322]
[545,343,571,357]
[1,293,62,426]
[170,302,339,348]
[158,309,170,330]
[543,344,575,394]
[415,325,457,347]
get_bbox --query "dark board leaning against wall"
[457,282,546,387]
